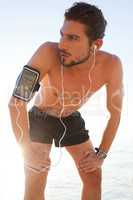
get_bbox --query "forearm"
[99,114,121,153]
[8,98,30,144]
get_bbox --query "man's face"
[58,20,92,67]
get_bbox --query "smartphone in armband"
[13,65,40,102]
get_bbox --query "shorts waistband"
[29,106,81,119]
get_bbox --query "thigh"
[65,140,102,185]
[65,139,94,164]
[24,142,52,172]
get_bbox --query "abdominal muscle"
[34,89,83,118]
[33,82,87,118]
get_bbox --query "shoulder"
[29,41,59,62]
[107,53,123,82]
[99,51,123,82]
[99,50,122,66]
[27,42,60,80]
[103,51,122,71]
[38,41,59,53]
[40,41,60,56]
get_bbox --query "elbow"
[107,106,122,124]
[108,109,121,123]
[107,102,122,118]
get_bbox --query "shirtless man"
[8,2,123,200]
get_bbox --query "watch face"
[97,152,107,159]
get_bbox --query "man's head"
[58,2,107,67]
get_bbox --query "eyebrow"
[60,30,80,39]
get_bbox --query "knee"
[90,168,102,186]
[24,151,51,174]
[81,168,102,188]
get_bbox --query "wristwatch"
[95,147,107,159]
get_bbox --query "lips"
[59,50,71,57]
[60,53,69,58]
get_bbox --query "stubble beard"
[61,52,90,68]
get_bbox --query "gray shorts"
[29,106,89,147]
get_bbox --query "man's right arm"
[8,42,53,145]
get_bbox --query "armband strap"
[13,65,40,102]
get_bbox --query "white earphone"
[89,44,97,53]
[94,44,97,50]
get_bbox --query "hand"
[78,151,104,173]
[20,141,51,173]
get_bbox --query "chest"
[48,64,106,101]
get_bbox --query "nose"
[58,36,68,50]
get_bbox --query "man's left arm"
[79,56,124,173]
[99,55,123,153]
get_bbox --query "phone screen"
[13,67,39,101]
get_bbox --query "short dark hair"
[64,2,107,41]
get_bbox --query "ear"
[94,39,103,49]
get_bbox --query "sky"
[0,0,133,198]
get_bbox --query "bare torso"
[34,43,111,117]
